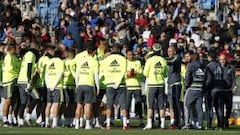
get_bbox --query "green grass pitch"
[0,127,240,135]
[0,120,239,135]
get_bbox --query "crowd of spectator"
[0,0,240,66]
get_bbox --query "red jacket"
[135,18,148,27]
[147,36,156,48]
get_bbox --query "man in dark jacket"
[205,53,236,130]
[67,17,83,51]
[183,53,205,130]
[167,46,182,129]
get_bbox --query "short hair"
[54,49,62,58]
[208,51,217,59]
[7,44,16,51]
[126,49,133,53]
[67,48,76,57]
[104,47,111,54]
[192,53,200,62]
[111,44,120,53]
[30,42,40,50]
[87,44,97,54]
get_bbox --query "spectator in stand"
[41,27,50,44]
[147,33,156,49]
[135,13,148,28]
[67,17,82,51]
[62,33,74,48]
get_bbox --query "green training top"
[2,53,20,86]
[102,54,127,88]
[143,55,168,87]
[63,59,75,89]
[76,55,98,87]
[17,51,36,84]
[126,59,142,90]
[45,57,64,90]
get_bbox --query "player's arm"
[75,64,79,87]
[94,62,100,95]
[71,59,77,79]
[45,66,50,89]
[136,61,142,78]
[163,59,168,78]
[27,63,33,83]
[185,64,193,90]
[143,59,150,77]
[231,67,237,94]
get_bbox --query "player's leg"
[2,83,14,127]
[134,90,144,127]
[51,89,62,128]
[18,84,28,126]
[92,89,105,128]
[224,91,233,128]
[26,88,41,124]
[126,90,132,126]
[106,87,115,129]
[168,86,175,127]
[83,86,94,129]
[171,84,182,128]
[143,87,157,130]
[63,89,70,127]
[75,86,84,129]
[119,87,128,129]
[158,87,166,129]
[45,90,52,127]
[195,91,203,129]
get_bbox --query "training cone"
[236,118,240,126]
[214,119,218,126]
[229,118,235,125]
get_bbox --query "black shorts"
[37,87,48,102]
[76,85,94,103]
[147,87,165,109]
[96,89,106,101]
[126,90,142,109]
[47,89,63,103]
[63,88,75,103]
[106,87,127,110]
[0,86,3,98]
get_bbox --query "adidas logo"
[196,68,203,73]
[81,62,89,68]
[110,59,120,67]
[195,68,204,75]
[155,62,162,68]
[49,62,55,69]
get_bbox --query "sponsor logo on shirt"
[155,62,162,68]
[81,62,89,69]
[110,59,120,67]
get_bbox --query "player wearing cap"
[143,43,168,130]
